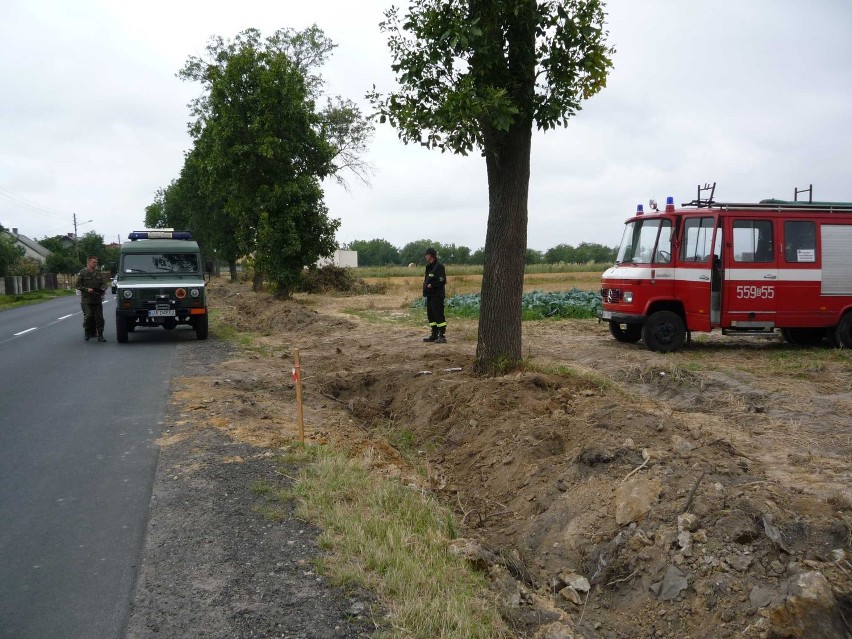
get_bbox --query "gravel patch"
[125,337,378,639]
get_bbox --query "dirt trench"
[171,279,852,639]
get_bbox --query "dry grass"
[278,445,509,639]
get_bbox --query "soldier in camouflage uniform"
[75,255,108,342]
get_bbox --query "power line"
[0,187,68,221]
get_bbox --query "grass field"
[356,265,605,300]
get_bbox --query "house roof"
[3,229,52,261]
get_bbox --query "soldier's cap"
[424,247,437,257]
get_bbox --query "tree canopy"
[149,26,372,296]
[0,228,25,276]
[344,239,401,266]
[345,237,614,266]
[370,0,613,372]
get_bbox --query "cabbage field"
[413,289,602,320]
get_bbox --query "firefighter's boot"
[423,327,438,342]
[434,328,447,344]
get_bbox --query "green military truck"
[113,230,211,343]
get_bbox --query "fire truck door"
[723,218,778,328]
[677,216,717,332]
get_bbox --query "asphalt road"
[0,293,199,638]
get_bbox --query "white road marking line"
[14,327,37,336]
[58,314,74,320]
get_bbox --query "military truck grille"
[146,295,175,311]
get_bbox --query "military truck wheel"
[116,315,129,343]
[642,310,686,353]
[609,321,642,343]
[834,313,852,349]
[195,314,209,340]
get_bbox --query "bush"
[297,265,387,295]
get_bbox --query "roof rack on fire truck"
[682,182,717,208]
[681,182,852,213]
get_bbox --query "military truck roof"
[120,238,200,253]
[120,231,199,254]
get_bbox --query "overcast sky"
[2,1,850,252]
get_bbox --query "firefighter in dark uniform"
[422,247,447,343]
[75,255,108,341]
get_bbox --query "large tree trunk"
[475,123,532,374]
[228,260,238,282]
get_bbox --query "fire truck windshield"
[615,219,670,265]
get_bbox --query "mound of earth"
[173,278,851,639]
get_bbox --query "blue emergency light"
[665,196,675,212]
[636,204,644,216]
[128,230,193,241]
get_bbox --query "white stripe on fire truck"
[605,266,822,283]
[724,269,821,282]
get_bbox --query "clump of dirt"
[180,278,851,639]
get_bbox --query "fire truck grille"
[601,288,622,303]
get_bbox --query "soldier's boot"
[97,331,107,342]
[434,327,447,344]
[84,330,91,341]
[423,327,438,342]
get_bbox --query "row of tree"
[144,27,373,297]
[345,238,616,267]
[143,0,613,373]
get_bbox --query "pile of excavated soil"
[176,278,851,639]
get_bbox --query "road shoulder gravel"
[125,338,377,639]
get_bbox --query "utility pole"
[72,214,93,264]
[73,213,80,262]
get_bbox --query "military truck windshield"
[123,253,199,274]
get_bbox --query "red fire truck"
[600,184,852,352]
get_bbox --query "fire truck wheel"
[835,313,852,349]
[609,321,642,343]
[642,310,687,353]
[781,328,827,347]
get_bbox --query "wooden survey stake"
[293,349,304,444]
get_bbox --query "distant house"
[59,233,77,250]
[2,228,52,263]
[316,249,358,268]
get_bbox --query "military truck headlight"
[190,288,200,298]
[122,289,133,299]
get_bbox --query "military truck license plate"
[148,310,175,317]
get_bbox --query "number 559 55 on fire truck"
[600,183,852,352]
